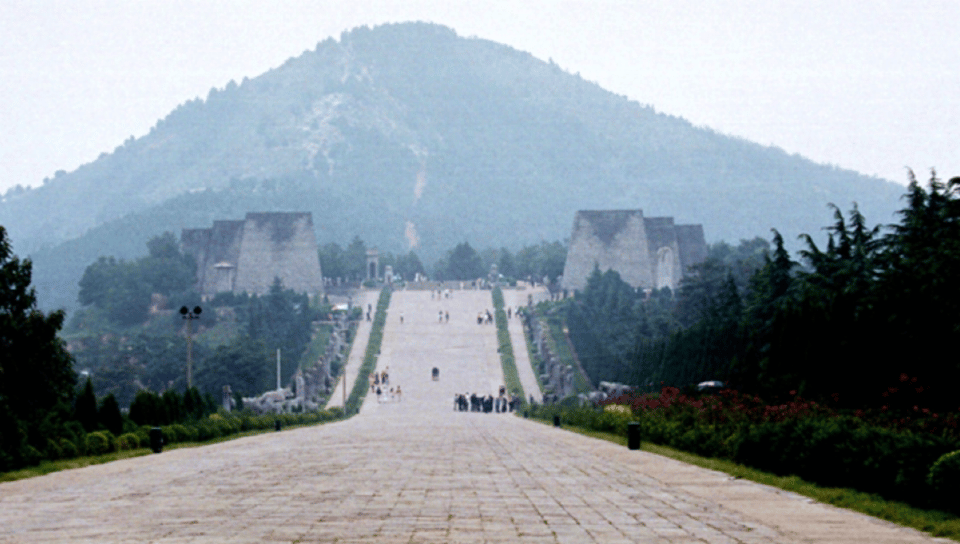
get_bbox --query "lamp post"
[180,305,202,388]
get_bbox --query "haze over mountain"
[0,22,905,312]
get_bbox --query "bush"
[20,445,43,466]
[160,424,194,444]
[84,431,115,455]
[135,426,151,447]
[45,438,63,460]
[117,433,140,451]
[58,437,78,459]
[928,450,960,509]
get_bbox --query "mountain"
[0,22,906,312]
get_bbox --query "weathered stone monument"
[181,212,324,298]
[561,210,707,292]
[366,248,379,280]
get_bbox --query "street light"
[180,305,202,388]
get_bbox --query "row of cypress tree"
[567,172,960,411]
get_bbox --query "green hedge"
[345,288,391,415]
[1,408,344,475]
[492,287,524,400]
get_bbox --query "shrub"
[58,437,78,459]
[160,424,194,444]
[928,450,960,504]
[20,445,43,466]
[84,431,115,455]
[117,433,140,450]
[175,424,197,443]
[45,438,63,460]
[135,426,151,447]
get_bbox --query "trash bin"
[275,419,282,432]
[628,422,641,450]
[553,415,561,427]
[149,427,163,453]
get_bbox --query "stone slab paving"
[0,289,953,543]
[361,289,505,413]
[502,286,546,402]
[326,290,378,409]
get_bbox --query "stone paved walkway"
[326,290,378,409]
[0,290,953,543]
[502,286,546,402]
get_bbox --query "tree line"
[566,172,960,412]
[319,238,567,283]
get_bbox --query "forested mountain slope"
[0,22,906,311]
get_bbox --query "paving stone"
[0,288,955,543]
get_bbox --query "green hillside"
[0,22,906,312]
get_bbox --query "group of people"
[454,386,521,413]
[475,306,522,325]
[370,368,402,402]
[431,289,452,299]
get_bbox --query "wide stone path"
[0,289,952,543]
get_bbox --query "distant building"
[560,210,707,292]
[181,212,324,299]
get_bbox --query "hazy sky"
[2,0,957,194]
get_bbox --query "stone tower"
[560,210,707,292]
[181,212,324,298]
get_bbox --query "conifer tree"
[74,378,98,432]
[0,226,76,468]
[97,393,124,436]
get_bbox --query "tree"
[344,236,368,280]
[97,394,124,436]
[76,232,196,326]
[139,232,196,296]
[74,378,98,432]
[515,241,568,283]
[497,247,517,278]
[318,242,347,280]
[733,230,797,394]
[246,278,315,384]
[129,390,165,426]
[0,226,76,423]
[0,225,76,467]
[443,242,484,280]
[394,251,425,281]
[194,336,273,397]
